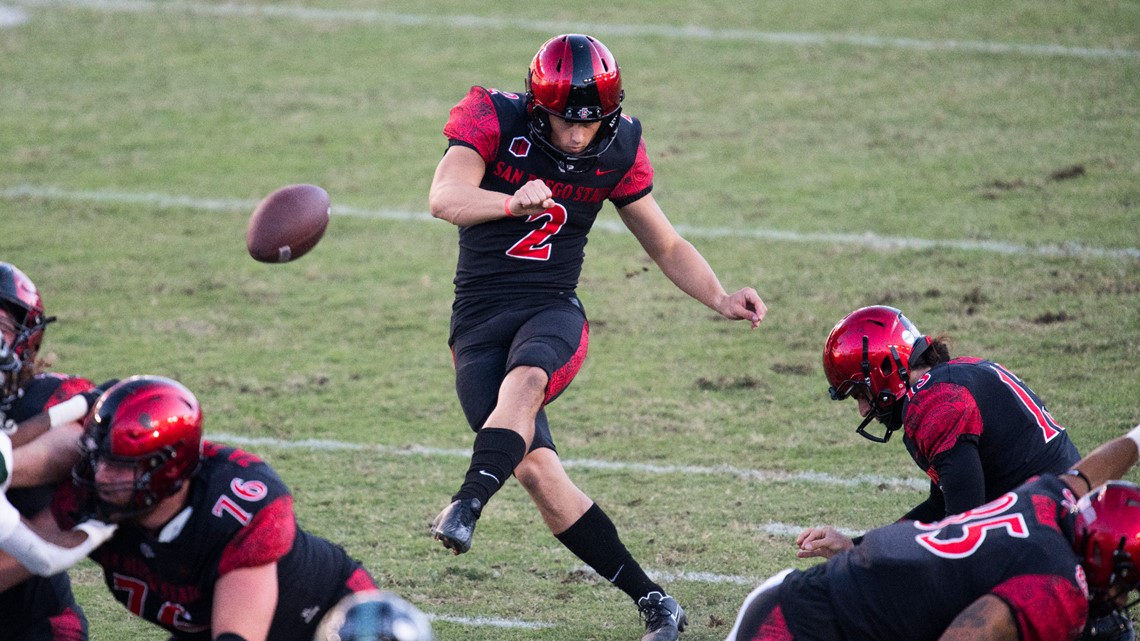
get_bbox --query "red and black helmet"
[525,34,625,168]
[822,305,923,442]
[0,262,53,411]
[73,375,203,521]
[1073,481,1140,611]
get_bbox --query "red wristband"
[503,197,513,217]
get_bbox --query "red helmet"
[1073,481,1140,609]
[526,34,625,168]
[0,263,52,411]
[73,375,203,520]
[822,305,923,442]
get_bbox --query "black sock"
[452,428,527,506]
[555,503,663,603]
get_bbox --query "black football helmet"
[0,263,54,413]
[72,375,203,521]
[525,33,624,171]
[822,305,925,443]
[313,591,435,641]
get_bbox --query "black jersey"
[1,373,94,641]
[903,357,1080,502]
[52,442,370,641]
[783,475,1088,641]
[443,86,654,305]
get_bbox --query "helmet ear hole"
[879,357,893,377]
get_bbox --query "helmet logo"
[138,412,153,428]
[901,330,916,345]
[509,137,531,158]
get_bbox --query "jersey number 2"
[506,204,568,261]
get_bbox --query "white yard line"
[7,0,1140,60]
[5,184,1137,260]
[209,432,928,490]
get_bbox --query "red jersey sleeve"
[217,495,297,575]
[906,382,984,464]
[610,136,654,203]
[46,376,95,408]
[991,573,1087,641]
[443,86,500,165]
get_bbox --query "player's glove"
[1082,610,1135,641]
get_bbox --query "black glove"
[79,379,120,410]
[1083,610,1135,641]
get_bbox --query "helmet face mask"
[525,34,625,172]
[823,306,920,443]
[1073,481,1140,615]
[72,376,203,522]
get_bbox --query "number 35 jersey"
[52,442,369,641]
[815,474,1088,641]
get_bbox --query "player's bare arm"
[212,562,279,641]
[618,195,766,328]
[1066,427,1140,498]
[11,422,83,488]
[430,146,553,226]
[937,595,1018,641]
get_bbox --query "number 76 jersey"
[52,442,369,641]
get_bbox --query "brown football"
[246,184,330,263]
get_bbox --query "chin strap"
[854,344,912,444]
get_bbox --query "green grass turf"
[2,1,1138,638]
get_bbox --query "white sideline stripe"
[214,431,889,589]
[5,184,1138,261]
[0,5,28,25]
[210,432,929,490]
[427,613,553,630]
[757,522,862,539]
[9,0,1140,61]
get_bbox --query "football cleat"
[638,591,687,641]
[430,498,482,555]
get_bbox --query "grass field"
[2,1,1139,639]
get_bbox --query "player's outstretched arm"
[0,496,116,583]
[12,422,84,488]
[1065,424,1140,497]
[617,195,766,328]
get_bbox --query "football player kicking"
[0,376,379,641]
[426,33,766,641]
[727,423,1140,641]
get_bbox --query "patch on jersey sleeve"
[218,495,297,575]
[906,383,983,461]
[443,86,500,165]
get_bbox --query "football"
[246,184,330,263]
